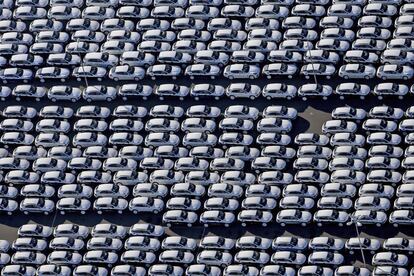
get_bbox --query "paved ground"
[1,76,414,268]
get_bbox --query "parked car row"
[0,222,411,275]
[2,82,414,103]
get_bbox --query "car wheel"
[44,211,49,215]
[343,75,349,80]
[370,250,376,254]
[301,222,307,227]
[187,223,192,227]
[7,211,12,215]
[323,96,328,100]
[60,211,65,215]
[338,223,343,227]
[166,223,172,227]
[24,211,28,215]
[71,98,77,103]
[364,75,370,80]
[349,250,354,255]
[211,76,215,80]
[326,75,331,79]
[376,223,382,227]
[266,96,272,100]
[159,96,164,101]
[393,223,398,227]
[224,223,229,227]
[360,96,365,100]
[305,75,309,80]
[228,76,234,80]
[60,78,65,82]
[86,98,92,103]
[249,75,255,80]
[134,77,140,81]
[317,222,322,227]
[230,96,235,100]
[81,211,86,214]
[249,96,256,100]
[15,97,20,101]
[339,96,345,100]
[241,222,246,227]
[403,76,408,80]
[153,210,159,214]
[172,76,177,80]
[179,97,184,101]
[280,222,286,227]
[114,77,119,81]
[77,77,81,82]
[118,210,123,214]
[2,80,7,84]
[204,224,208,227]
[262,223,267,227]
[97,210,102,215]
[302,97,307,101]
[40,79,46,83]
[399,95,404,100]
[378,96,383,100]
[382,77,387,80]
[122,96,127,101]
[23,79,28,83]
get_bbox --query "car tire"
[224,223,229,227]
[7,211,12,215]
[60,211,65,215]
[343,75,349,80]
[403,76,408,80]
[241,222,246,227]
[114,78,119,81]
[106,97,112,102]
[15,97,20,101]
[317,223,322,227]
[204,224,208,227]
[187,223,192,227]
[302,97,307,101]
[97,78,102,81]
[166,223,172,227]
[249,75,255,80]
[301,222,307,227]
[153,210,159,214]
[323,96,328,100]
[228,76,234,80]
[393,223,398,227]
[376,223,383,227]
[44,211,49,215]
[280,222,286,227]
[71,98,77,103]
[266,96,272,100]
[262,223,267,227]
[97,210,102,215]
[118,210,123,214]
[370,250,376,254]
[364,75,370,80]
[81,211,86,214]
[60,78,65,82]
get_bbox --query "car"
[162,210,198,227]
[261,83,296,100]
[197,250,233,267]
[345,237,381,255]
[377,64,414,80]
[19,198,54,215]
